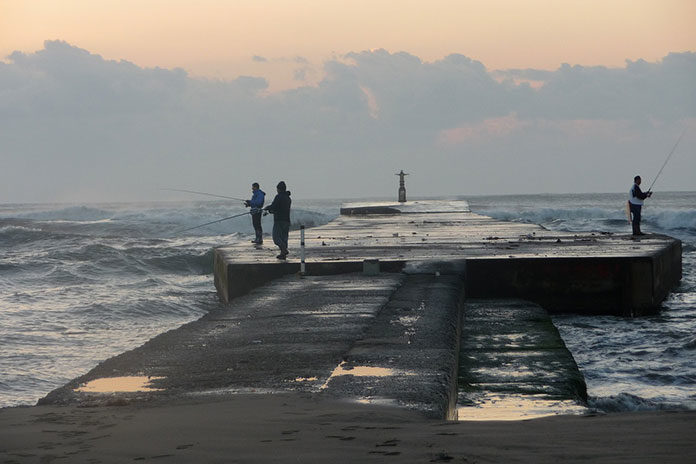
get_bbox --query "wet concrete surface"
[37,200,682,420]
[321,274,464,419]
[40,273,404,405]
[458,299,588,420]
[216,200,681,315]
[39,273,471,418]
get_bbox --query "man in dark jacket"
[629,175,652,236]
[264,181,291,259]
[244,182,265,244]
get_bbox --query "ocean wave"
[474,206,623,225]
[143,249,214,274]
[647,208,696,232]
[474,206,696,236]
[0,222,64,246]
[589,393,690,412]
[13,205,116,222]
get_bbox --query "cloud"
[252,55,267,62]
[1,41,694,202]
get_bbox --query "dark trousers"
[273,221,290,254]
[251,212,263,243]
[630,203,642,235]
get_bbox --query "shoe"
[250,240,258,244]
[276,254,287,260]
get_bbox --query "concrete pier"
[38,200,681,420]
[215,200,681,316]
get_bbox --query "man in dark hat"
[264,181,291,259]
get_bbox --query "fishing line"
[171,211,251,235]
[647,129,687,192]
[161,188,247,202]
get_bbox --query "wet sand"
[1,393,694,463]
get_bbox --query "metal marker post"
[300,225,306,275]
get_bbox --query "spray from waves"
[648,208,696,232]
[290,208,336,229]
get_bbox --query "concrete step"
[320,274,464,419]
[458,299,588,420]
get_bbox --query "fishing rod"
[646,129,686,192]
[161,188,247,202]
[172,211,251,235]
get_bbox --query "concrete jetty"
[215,200,681,316]
[38,199,681,421]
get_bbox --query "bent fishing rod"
[172,211,251,235]
[646,129,687,193]
[161,188,247,202]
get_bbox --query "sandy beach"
[1,393,695,463]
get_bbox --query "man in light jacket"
[629,175,652,236]
[244,182,265,244]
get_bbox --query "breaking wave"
[475,206,696,235]
[589,393,691,413]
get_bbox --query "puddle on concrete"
[329,362,396,378]
[75,376,165,393]
[321,361,415,389]
[457,394,587,421]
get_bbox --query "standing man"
[264,181,291,260]
[244,182,265,244]
[629,175,652,236]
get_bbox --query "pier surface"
[37,200,680,418]
[216,200,681,316]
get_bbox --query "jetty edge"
[215,199,681,316]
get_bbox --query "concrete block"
[363,259,380,276]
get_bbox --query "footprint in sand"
[429,452,454,462]
[376,439,399,447]
[326,435,356,441]
[369,450,401,456]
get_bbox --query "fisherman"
[244,182,265,244]
[629,175,652,236]
[264,181,292,260]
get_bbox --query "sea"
[1,192,695,412]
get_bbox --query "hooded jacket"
[266,191,291,222]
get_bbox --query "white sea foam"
[589,393,689,413]
[475,206,696,234]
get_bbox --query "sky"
[1,0,695,202]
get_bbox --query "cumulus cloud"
[1,41,694,202]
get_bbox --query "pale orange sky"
[2,0,695,91]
